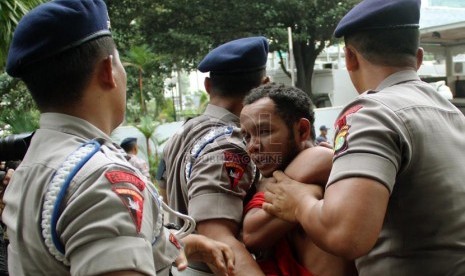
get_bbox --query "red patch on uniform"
[334,105,363,130]
[105,171,145,191]
[112,187,144,232]
[169,233,182,249]
[223,151,249,190]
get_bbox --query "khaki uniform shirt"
[160,104,256,226]
[128,154,151,180]
[328,70,465,275]
[2,113,180,275]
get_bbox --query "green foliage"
[158,98,176,123]
[179,90,208,118]
[0,73,39,135]
[132,115,169,180]
[0,0,45,68]
[267,0,360,96]
[108,0,360,99]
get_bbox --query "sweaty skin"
[244,147,357,276]
[240,94,356,276]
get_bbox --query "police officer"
[315,125,330,145]
[263,0,465,275]
[2,0,233,275]
[120,137,151,180]
[159,37,269,275]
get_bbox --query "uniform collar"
[204,104,240,126]
[375,70,420,91]
[39,112,112,141]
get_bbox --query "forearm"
[294,178,389,259]
[197,220,264,276]
[296,195,369,259]
[220,235,264,276]
[243,208,294,251]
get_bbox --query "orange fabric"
[258,238,314,276]
[244,192,265,214]
[244,192,314,276]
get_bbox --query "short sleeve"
[327,97,411,193]
[58,162,177,275]
[187,134,255,224]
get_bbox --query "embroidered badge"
[223,151,249,190]
[112,187,144,232]
[334,125,350,155]
[335,104,363,131]
[169,233,182,249]
[105,171,145,191]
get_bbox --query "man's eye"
[259,129,270,135]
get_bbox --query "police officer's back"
[2,0,182,274]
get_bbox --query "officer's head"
[334,0,421,68]
[6,0,120,112]
[198,36,270,98]
[120,137,138,153]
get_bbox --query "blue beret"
[120,137,138,148]
[334,0,421,38]
[6,0,112,77]
[198,36,269,74]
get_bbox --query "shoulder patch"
[335,104,363,130]
[105,170,145,191]
[334,125,350,155]
[112,187,144,233]
[223,151,250,190]
[333,105,363,156]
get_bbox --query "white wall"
[314,106,344,144]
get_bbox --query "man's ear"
[416,47,424,70]
[204,77,212,95]
[99,55,116,89]
[261,75,271,84]
[344,46,359,72]
[296,118,311,142]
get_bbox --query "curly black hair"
[244,82,316,140]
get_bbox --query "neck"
[303,140,314,149]
[50,89,121,136]
[357,64,415,93]
[209,96,244,117]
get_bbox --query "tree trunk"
[293,41,318,100]
[293,40,328,103]
[139,68,146,114]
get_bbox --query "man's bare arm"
[197,219,265,276]
[264,173,389,259]
[242,147,333,250]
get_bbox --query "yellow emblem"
[334,125,350,154]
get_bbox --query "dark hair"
[121,141,137,153]
[244,82,316,141]
[209,68,266,98]
[20,36,116,111]
[345,28,419,68]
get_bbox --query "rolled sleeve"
[327,96,411,194]
[187,144,254,223]
[328,152,397,193]
[189,192,244,223]
[70,236,155,276]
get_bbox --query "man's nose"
[247,136,260,153]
